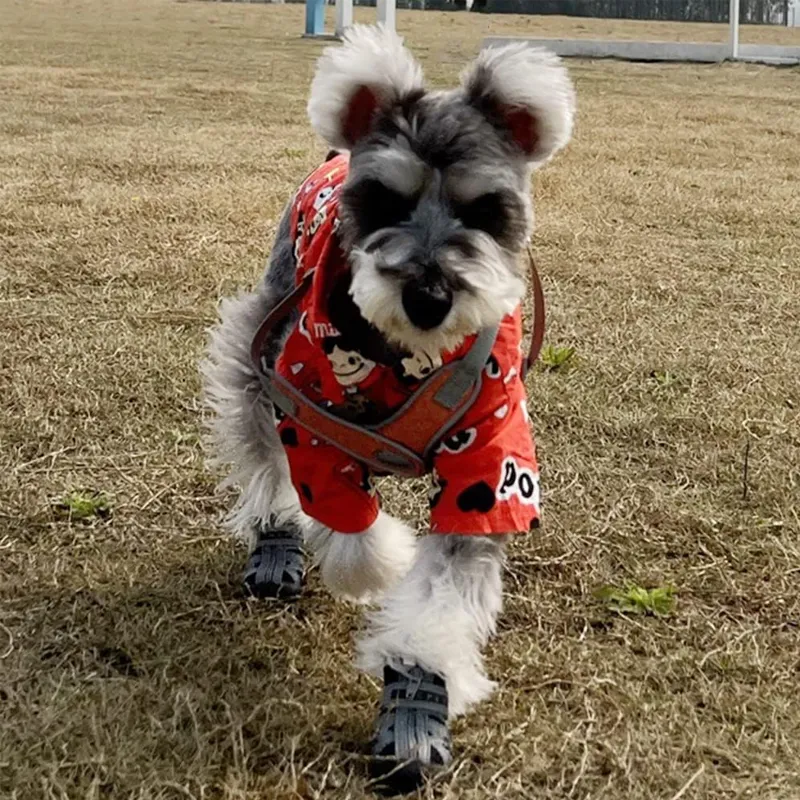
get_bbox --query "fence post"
[377,0,397,30]
[335,0,353,37]
[729,0,740,58]
[305,0,326,35]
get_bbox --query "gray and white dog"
[202,25,574,792]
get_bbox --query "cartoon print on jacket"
[322,337,377,386]
[293,213,305,263]
[399,350,443,381]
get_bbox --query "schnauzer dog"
[202,25,574,793]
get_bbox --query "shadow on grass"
[2,553,377,795]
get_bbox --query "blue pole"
[305,0,326,36]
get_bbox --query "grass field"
[2,1,799,798]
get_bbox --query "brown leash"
[250,254,546,477]
[522,248,546,378]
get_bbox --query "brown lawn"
[1,1,799,798]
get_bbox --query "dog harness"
[251,155,544,535]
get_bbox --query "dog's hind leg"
[356,534,506,792]
[201,283,308,598]
[201,205,307,598]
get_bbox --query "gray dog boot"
[369,664,452,794]
[242,522,305,600]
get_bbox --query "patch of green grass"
[754,517,785,529]
[170,428,201,447]
[649,370,679,388]
[539,344,576,371]
[595,583,675,617]
[54,490,112,521]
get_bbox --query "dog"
[201,25,574,793]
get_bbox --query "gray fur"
[263,199,299,321]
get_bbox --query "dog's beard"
[349,237,525,356]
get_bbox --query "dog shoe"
[242,523,304,600]
[369,664,452,795]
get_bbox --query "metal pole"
[729,0,740,59]
[305,0,326,36]
[335,0,353,38]
[377,0,397,31]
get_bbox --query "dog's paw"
[243,524,305,600]
[369,664,452,795]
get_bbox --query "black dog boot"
[369,664,452,795]
[242,522,305,600]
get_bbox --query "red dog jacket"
[274,155,540,535]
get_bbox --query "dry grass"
[2,1,799,798]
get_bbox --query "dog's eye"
[454,192,508,240]
[344,179,416,234]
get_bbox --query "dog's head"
[308,26,575,355]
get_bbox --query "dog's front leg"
[357,533,507,791]
[305,511,417,605]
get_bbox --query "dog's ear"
[308,25,425,150]
[461,44,575,167]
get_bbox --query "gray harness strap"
[434,325,498,410]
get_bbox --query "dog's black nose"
[402,280,453,330]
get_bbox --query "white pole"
[335,0,353,38]
[729,0,740,58]
[377,0,396,31]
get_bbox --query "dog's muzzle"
[402,278,453,330]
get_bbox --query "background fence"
[296,0,791,22]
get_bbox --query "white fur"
[307,511,418,603]
[349,243,524,355]
[224,457,304,552]
[357,535,506,717]
[308,24,425,150]
[462,43,575,167]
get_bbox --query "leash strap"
[375,324,498,469]
[522,249,546,379]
